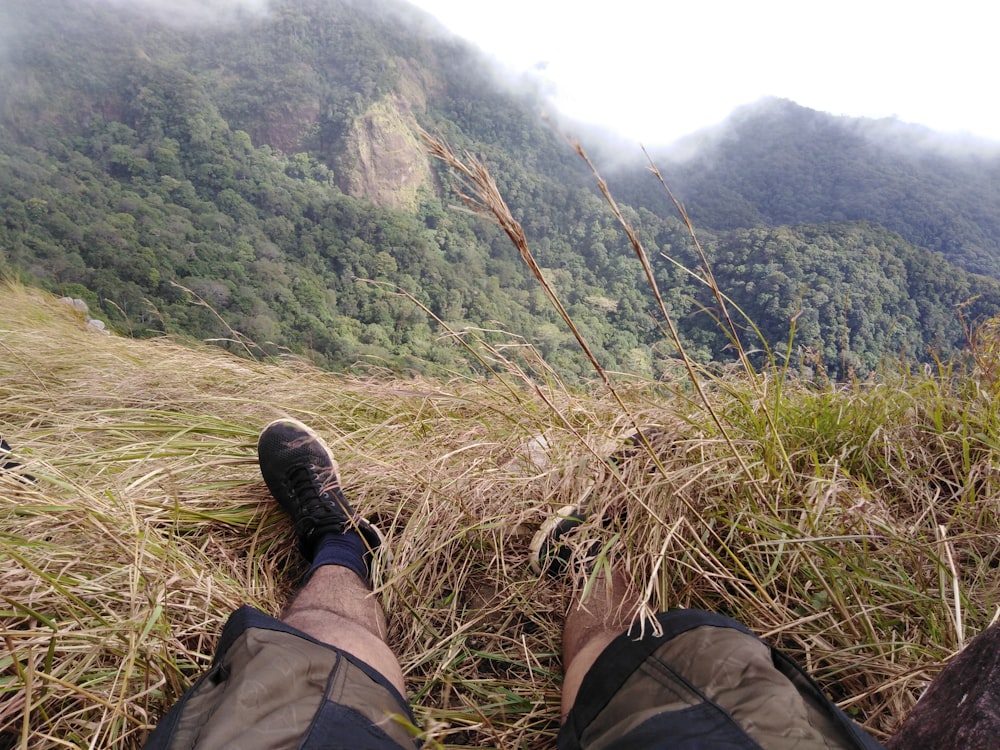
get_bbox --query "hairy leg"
[256,419,405,696]
[561,567,640,720]
[283,565,406,696]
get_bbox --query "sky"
[406,0,1000,147]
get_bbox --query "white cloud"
[407,0,1000,145]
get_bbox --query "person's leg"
[143,419,415,749]
[257,418,405,695]
[282,561,406,695]
[528,504,641,720]
[560,566,640,720]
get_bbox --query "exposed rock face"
[257,98,322,154]
[887,624,1000,749]
[337,58,436,210]
[338,98,431,209]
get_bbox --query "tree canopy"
[2,1,998,379]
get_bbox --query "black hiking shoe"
[0,436,36,484]
[529,428,665,577]
[0,436,15,470]
[529,504,591,576]
[257,419,385,562]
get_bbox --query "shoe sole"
[529,504,587,576]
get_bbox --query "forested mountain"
[2,0,999,380]
[620,98,1000,278]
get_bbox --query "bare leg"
[283,565,406,696]
[256,419,406,696]
[561,567,640,720]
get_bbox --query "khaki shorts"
[144,606,419,750]
[559,609,885,750]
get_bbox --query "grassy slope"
[3,281,1000,748]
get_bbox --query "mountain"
[618,98,1000,278]
[0,0,608,373]
[2,0,1000,379]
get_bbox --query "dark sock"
[305,529,371,585]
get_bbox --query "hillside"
[623,98,1000,278]
[3,1,1000,379]
[5,283,1000,747]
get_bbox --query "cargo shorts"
[146,607,886,749]
[558,609,886,750]
[142,606,419,750]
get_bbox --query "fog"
[0,0,274,63]
[850,116,1000,161]
[4,0,997,168]
[95,0,272,27]
[645,98,1000,173]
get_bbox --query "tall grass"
[3,140,1000,750]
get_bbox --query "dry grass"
[4,281,1000,748]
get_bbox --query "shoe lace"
[285,463,348,536]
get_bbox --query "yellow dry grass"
[4,281,1000,748]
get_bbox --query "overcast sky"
[406,0,999,147]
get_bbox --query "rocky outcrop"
[888,624,1000,749]
[337,58,436,210]
[60,297,111,335]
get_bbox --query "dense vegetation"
[2,0,1000,379]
